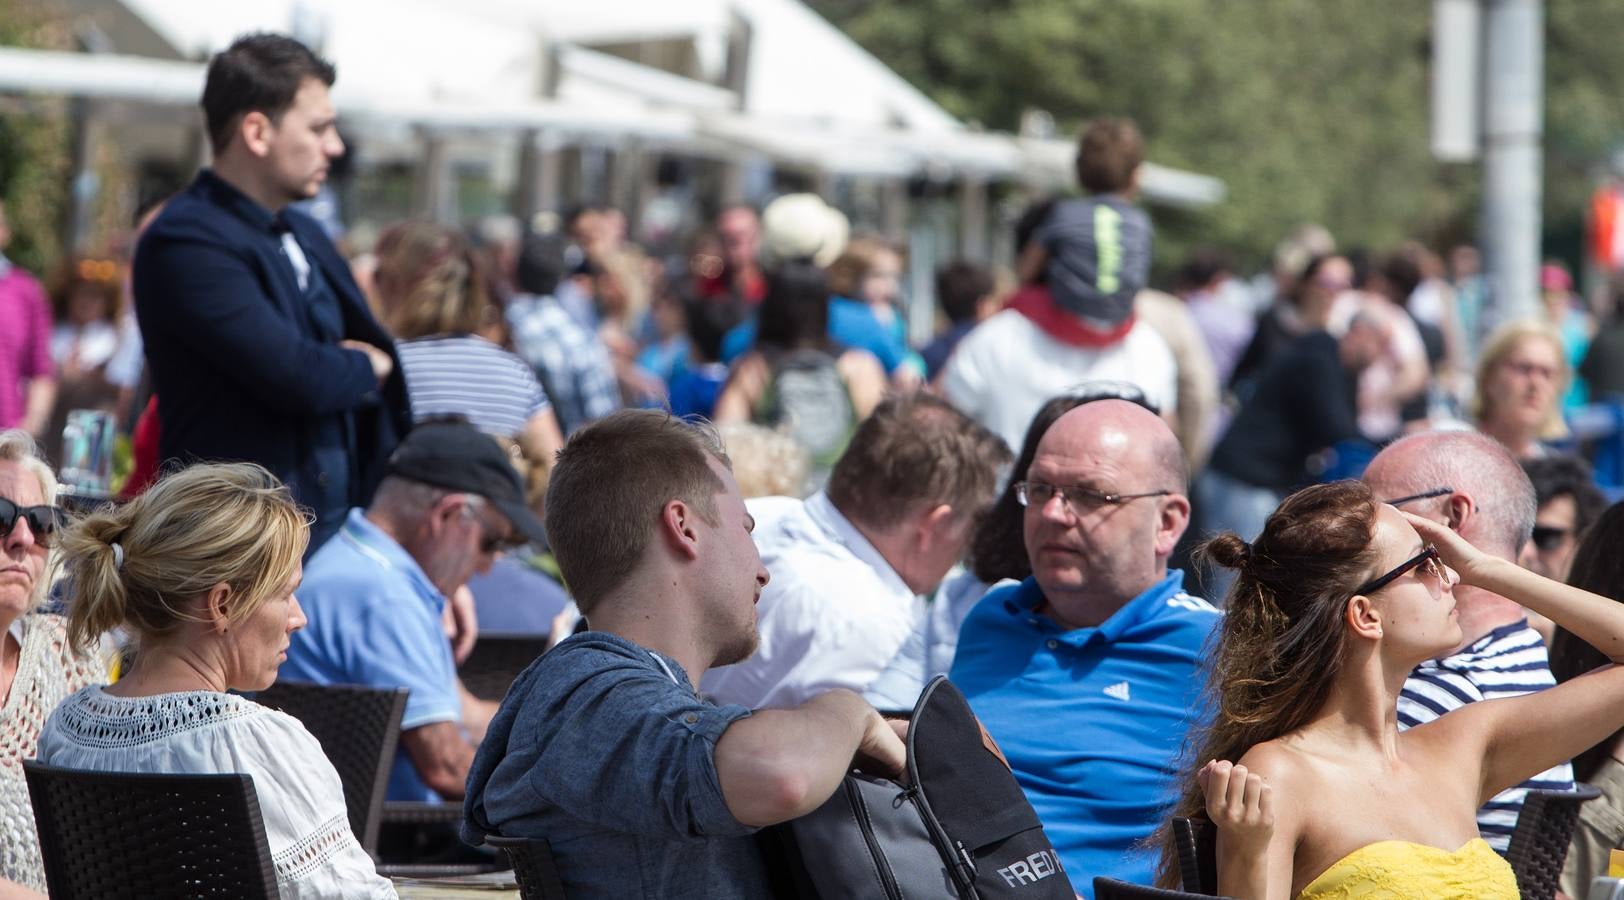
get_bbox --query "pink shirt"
[0,265,53,428]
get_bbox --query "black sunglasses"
[1530,525,1569,552]
[0,498,67,546]
[1384,487,1454,507]
[1353,546,1441,597]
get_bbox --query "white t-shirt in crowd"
[702,493,923,709]
[940,309,1178,453]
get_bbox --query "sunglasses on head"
[1530,525,1569,552]
[0,497,67,546]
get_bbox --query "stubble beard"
[712,621,760,669]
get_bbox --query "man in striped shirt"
[1364,430,1575,851]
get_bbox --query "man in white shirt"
[702,394,1010,708]
[940,307,1177,454]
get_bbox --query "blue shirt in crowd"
[720,296,913,374]
[462,632,771,900]
[950,572,1218,899]
[279,508,461,802]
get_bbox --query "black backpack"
[761,676,1075,899]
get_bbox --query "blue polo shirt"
[950,572,1217,899]
[279,508,461,802]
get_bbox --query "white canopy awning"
[5,0,1227,206]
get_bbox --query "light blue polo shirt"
[950,572,1217,899]
[280,508,461,802]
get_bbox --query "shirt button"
[684,713,699,724]
[1046,639,1059,650]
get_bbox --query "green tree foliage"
[0,0,72,278]
[815,0,1624,275]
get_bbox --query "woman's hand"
[1200,760,1274,850]
[1399,510,1495,588]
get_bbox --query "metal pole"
[1479,0,1544,334]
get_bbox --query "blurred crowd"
[10,30,1624,900]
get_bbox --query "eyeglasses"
[1353,546,1444,598]
[1501,360,1558,382]
[1013,481,1172,517]
[1384,486,1453,507]
[0,498,66,547]
[1530,525,1570,552]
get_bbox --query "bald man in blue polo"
[950,400,1218,898]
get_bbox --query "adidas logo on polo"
[1103,681,1131,702]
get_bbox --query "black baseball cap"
[385,420,548,545]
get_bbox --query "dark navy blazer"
[132,169,410,545]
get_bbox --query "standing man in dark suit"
[133,33,409,553]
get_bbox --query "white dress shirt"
[701,492,923,709]
[864,568,1015,711]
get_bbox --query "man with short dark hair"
[463,409,906,899]
[702,394,1011,707]
[920,260,998,381]
[950,400,1215,897]
[134,33,407,553]
[1519,453,1608,584]
[282,419,547,804]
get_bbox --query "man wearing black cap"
[280,419,547,806]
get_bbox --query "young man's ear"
[237,110,276,158]
[658,499,702,561]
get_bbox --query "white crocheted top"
[38,685,397,899]
[0,614,103,891]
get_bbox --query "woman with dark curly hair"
[1157,480,1624,899]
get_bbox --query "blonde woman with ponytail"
[36,463,396,899]
[0,431,102,900]
[1156,479,1624,899]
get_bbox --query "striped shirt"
[397,335,550,436]
[1397,619,1576,852]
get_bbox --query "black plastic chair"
[1171,816,1217,895]
[1094,876,1233,899]
[484,835,568,899]
[459,633,551,702]
[252,680,408,854]
[1507,782,1602,900]
[24,760,279,899]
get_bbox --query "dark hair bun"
[1201,532,1253,571]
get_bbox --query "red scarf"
[1007,284,1136,348]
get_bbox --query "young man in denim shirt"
[463,410,905,899]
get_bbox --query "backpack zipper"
[846,779,904,900]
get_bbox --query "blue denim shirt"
[463,632,772,899]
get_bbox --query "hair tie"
[1238,541,1255,565]
[111,542,125,570]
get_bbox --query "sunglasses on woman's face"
[1354,546,1444,598]
[0,498,67,547]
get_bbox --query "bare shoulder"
[1235,739,1309,789]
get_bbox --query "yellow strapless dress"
[1297,838,1518,899]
